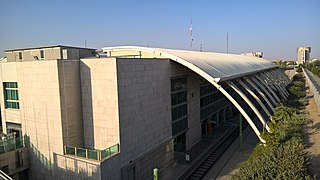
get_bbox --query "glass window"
[174,133,186,152]
[18,52,22,60]
[40,50,44,59]
[3,82,19,109]
[171,77,187,92]
[172,118,188,136]
[171,91,187,106]
[171,76,188,151]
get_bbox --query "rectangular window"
[4,82,19,109]
[18,52,22,60]
[171,77,188,152]
[171,91,187,106]
[171,78,187,92]
[40,50,44,59]
[172,118,188,136]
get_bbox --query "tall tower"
[226,33,229,54]
[297,47,311,64]
[190,18,193,50]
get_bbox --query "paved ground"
[302,87,320,178]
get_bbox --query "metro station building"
[0,46,290,180]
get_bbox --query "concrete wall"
[53,153,101,180]
[0,147,29,177]
[58,60,84,147]
[0,63,20,131]
[5,47,62,62]
[98,58,202,180]
[186,72,201,149]
[15,60,64,179]
[80,58,120,149]
[5,47,95,62]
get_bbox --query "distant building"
[297,47,311,64]
[241,52,263,58]
[0,45,291,180]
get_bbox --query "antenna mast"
[190,18,193,50]
[226,33,229,54]
[200,44,202,52]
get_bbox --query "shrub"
[233,73,311,179]
[232,139,311,180]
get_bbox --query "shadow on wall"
[80,61,95,149]
[24,135,53,179]
[53,152,100,180]
[25,135,100,179]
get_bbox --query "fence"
[303,68,320,108]
[64,144,120,161]
[0,137,24,154]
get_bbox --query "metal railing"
[0,170,12,180]
[0,137,24,154]
[64,144,120,161]
[303,68,320,108]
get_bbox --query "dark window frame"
[3,82,19,109]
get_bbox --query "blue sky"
[0,0,319,60]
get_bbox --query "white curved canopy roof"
[102,46,277,82]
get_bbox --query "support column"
[238,79,272,117]
[227,81,270,132]
[244,77,275,112]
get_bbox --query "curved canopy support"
[213,83,266,143]
[244,77,275,112]
[251,76,280,104]
[102,46,274,142]
[263,71,289,99]
[275,69,291,85]
[227,81,270,132]
[238,79,272,117]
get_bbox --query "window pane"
[171,77,187,92]
[40,50,44,59]
[3,82,19,109]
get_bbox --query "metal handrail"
[303,68,320,108]
[0,170,12,180]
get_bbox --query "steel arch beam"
[238,79,272,117]
[260,72,287,99]
[264,70,289,98]
[251,76,280,105]
[244,77,275,112]
[214,83,266,143]
[227,81,270,132]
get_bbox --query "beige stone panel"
[0,147,29,176]
[0,62,18,81]
[15,60,64,179]
[0,62,20,134]
[80,57,120,150]
[54,153,101,180]
[4,52,15,62]
[57,60,84,147]
[4,109,21,124]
